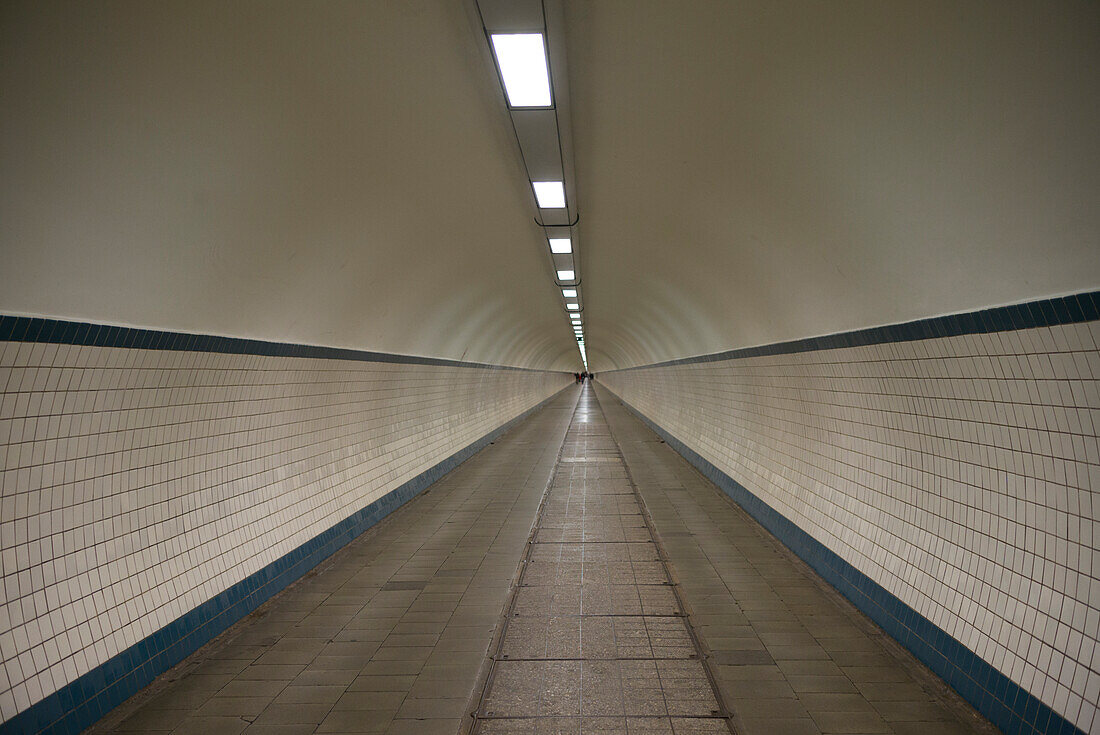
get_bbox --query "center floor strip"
[470,386,736,735]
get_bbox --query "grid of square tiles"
[598,320,1100,734]
[0,338,572,724]
[474,386,732,734]
[84,384,580,735]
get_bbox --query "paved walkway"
[88,384,995,735]
[470,384,730,734]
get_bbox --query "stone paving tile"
[528,541,659,562]
[520,560,670,587]
[478,718,729,734]
[500,616,695,660]
[513,583,680,617]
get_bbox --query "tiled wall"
[0,333,571,727]
[599,316,1099,734]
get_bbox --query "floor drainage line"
[490,612,687,618]
[493,655,703,661]
[466,390,585,734]
[592,390,741,735]
[529,540,658,544]
[474,714,732,720]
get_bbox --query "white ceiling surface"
[2,2,1098,374]
[0,1,581,371]
[566,1,1100,370]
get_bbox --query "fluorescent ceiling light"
[567,303,579,310]
[533,181,566,209]
[549,238,572,254]
[489,34,552,107]
[562,289,577,297]
[557,269,575,281]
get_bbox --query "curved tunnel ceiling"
[567,0,1100,371]
[2,1,1098,373]
[0,1,582,371]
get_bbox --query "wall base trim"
[3,385,571,735]
[601,385,1083,735]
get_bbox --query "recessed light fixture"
[562,289,577,298]
[533,181,566,209]
[557,269,575,281]
[567,304,580,311]
[549,238,572,254]
[489,33,552,108]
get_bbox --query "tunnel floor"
[88,385,994,735]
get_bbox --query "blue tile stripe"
[605,389,1086,735]
[0,314,550,372]
[0,385,571,735]
[605,290,1100,372]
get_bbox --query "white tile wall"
[600,321,1100,733]
[0,339,570,722]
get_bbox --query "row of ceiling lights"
[478,2,587,370]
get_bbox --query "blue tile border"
[604,388,1086,735]
[605,290,1100,372]
[0,314,551,372]
[0,384,572,735]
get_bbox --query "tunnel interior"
[0,2,1097,734]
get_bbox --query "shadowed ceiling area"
[1,0,1098,371]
